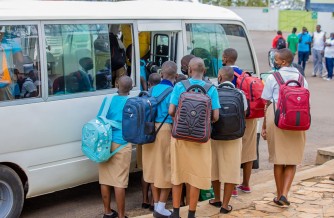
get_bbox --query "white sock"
[154,202,158,211]
[156,201,171,216]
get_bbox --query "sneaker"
[312,74,316,77]
[236,185,251,193]
[231,189,238,197]
[326,78,332,81]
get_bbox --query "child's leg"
[211,180,221,202]
[151,183,160,210]
[222,183,234,210]
[114,187,126,218]
[186,183,190,205]
[188,185,200,211]
[141,175,150,206]
[242,161,253,187]
[101,184,112,214]
[170,184,182,218]
[282,165,296,197]
[274,164,284,198]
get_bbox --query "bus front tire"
[0,165,24,218]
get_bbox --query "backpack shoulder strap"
[297,74,304,87]
[273,72,285,86]
[234,72,241,78]
[203,82,214,93]
[110,143,127,157]
[156,86,173,104]
[98,96,122,130]
[181,80,191,90]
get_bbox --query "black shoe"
[278,195,290,206]
[149,205,154,211]
[142,203,150,209]
[220,205,232,214]
[153,210,169,218]
[273,197,283,206]
[209,199,222,208]
[103,209,118,218]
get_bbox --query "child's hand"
[261,128,267,140]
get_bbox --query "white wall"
[227,7,279,31]
[318,12,334,35]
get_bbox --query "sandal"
[273,197,283,206]
[142,203,150,209]
[278,195,290,206]
[103,209,118,218]
[220,205,232,214]
[209,199,222,208]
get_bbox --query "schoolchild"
[148,72,162,89]
[222,48,258,197]
[142,61,177,218]
[168,57,220,218]
[261,48,308,206]
[98,76,133,218]
[209,66,248,214]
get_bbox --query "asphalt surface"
[20,30,334,218]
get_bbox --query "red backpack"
[234,72,266,119]
[273,72,311,131]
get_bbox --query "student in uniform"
[148,72,162,89]
[209,66,248,214]
[98,76,133,218]
[168,57,220,218]
[222,48,258,197]
[261,48,308,206]
[142,61,177,218]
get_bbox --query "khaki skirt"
[211,139,242,185]
[142,123,172,188]
[99,143,132,188]
[171,138,212,190]
[266,104,306,165]
[241,118,258,164]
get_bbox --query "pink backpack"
[273,72,310,131]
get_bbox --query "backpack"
[81,96,124,163]
[122,86,173,144]
[273,72,311,131]
[172,80,213,143]
[276,37,286,49]
[234,72,266,119]
[109,33,126,71]
[211,82,246,140]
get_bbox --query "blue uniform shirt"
[98,95,129,145]
[140,60,147,91]
[170,78,220,110]
[151,80,173,124]
[297,33,312,52]
[232,66,243,86]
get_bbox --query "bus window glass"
[45,24,131,96]
[186,23,254,77]
[153,34,169,67]
[0,25,41,101]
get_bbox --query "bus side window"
[0,25,41,102]
[153,34,169,67]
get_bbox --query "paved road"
[20,31,334,218]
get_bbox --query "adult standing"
[287,27,299,59]
[312,25,326,77]
[298,27,312,72]
[324,32,334,81]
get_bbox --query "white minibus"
[0,1,259,217]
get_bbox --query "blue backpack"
[82,96,124,163]
[122,87,173,144]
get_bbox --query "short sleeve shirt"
[99,95,129,145]
[151,82,173,124]
[261,67,309,103]
[287,33,299,54]
[21,78,37,98]
[170,78,221,110]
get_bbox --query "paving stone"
[253,200,270,204]
[288,197,305,204]
[293,193,321,201]
[314,183,334,189]
[309,199,333,206]
[300,182,317,187]
[262,193,276,198]
[297,213,321,218]
[281,210,298,217]
[324,207,334,217]
[304,186,334,193]
[294,189,313,195]
[255,203,285,213]
[295,205,323,214]
[320,180,334,185]
[323,192,334,198]
[263,198,275,202]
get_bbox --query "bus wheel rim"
[0,181,14,218]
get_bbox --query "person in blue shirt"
[142,61,177,218]
[222,48,243,85]
[98,76,132,218]
[298,27,312,71]
[168,57,220,218]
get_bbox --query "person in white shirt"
[312,25,326,77]
[324,32,334,81]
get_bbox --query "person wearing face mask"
[180,54,195,76]
[261,48,308,207]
